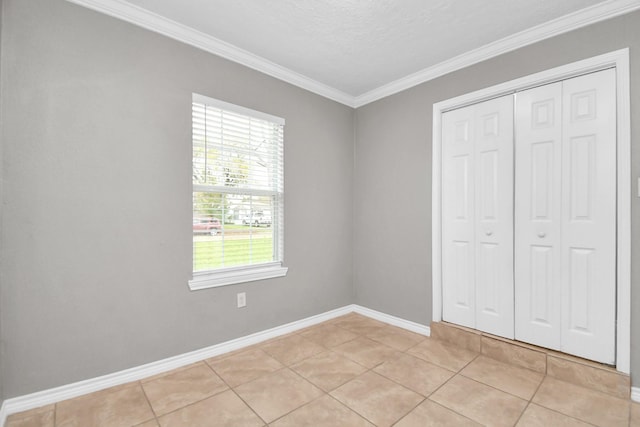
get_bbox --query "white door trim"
[431,48,631,373]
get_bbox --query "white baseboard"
[632,386,640,402]
[352,305,431,336]
[0,402,6,427]
[0,304,361,425]
[0,304,431,425]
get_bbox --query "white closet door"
[474,96,514,338]
[442,104,476,328]
[515,69,617,364]
[442,95,514,336]
[515,82,563,350]
[561,69,616,364]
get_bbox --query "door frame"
[431,48,631,373]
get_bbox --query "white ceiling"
[70,0,640,106]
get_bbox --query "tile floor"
[6,313,640,427]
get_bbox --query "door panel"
[515,82,563,350]
[561,69,616,364]
[442,95,514,337]
[569,135,595,220]
[530,245,553,325]
[474,96,514,338]
[568,247,593,331]
[442,105,476,328]
[452,241,473,308]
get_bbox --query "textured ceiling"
[123,0,608,97]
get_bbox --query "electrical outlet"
[237,292,246,308]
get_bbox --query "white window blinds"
[192,93,284,276]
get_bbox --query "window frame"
[188,93,287,290]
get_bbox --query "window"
[189,93,287,290]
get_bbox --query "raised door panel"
[514,82,563,350]
[442,104,476,328]
[561,69,616,364]
[474,95,514,338]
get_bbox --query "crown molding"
[67,0,639,109]
[65,0,356,107]
[353,0,640,107]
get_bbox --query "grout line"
[140,367,235,422]
[265,394,326,425]
[201,356,269,425]
[418,371,464,414]
[455,370,532,402]
[429,399,484,426]
[325,394,378,426]
[527,403,601,427]
[511,373,546,427]
[545,353,548,376]
[137,380,159,423]
[229,388,268,425]
[390,396,427,426]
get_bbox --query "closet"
[441,68,617,364]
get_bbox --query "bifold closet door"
[515,69,617,364]
[514,82,563,350]
[442,95,514,338]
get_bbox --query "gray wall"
[1,0,638,400]
[0,0,4,405]
[0,0,354,397]
[354,11,640,384]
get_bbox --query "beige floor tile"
[330,371,424,427]
[546,355,629,399]
[158,390,263,427]
[339,322,387,336]
[234,368,323,423]
[326,313,362,323]
[365,325,425,351]
[56,382,155,427]
[291,351,367,391]
[460,355,544,400]
[516,404,593,426]
[545,348,616,370]
[260,334,326,365]
[430,375,527,427]
[324,314,363,329]
[298,324,358,348]
[481,336,546,373]
[631,402,640,427]
[374,353,454,396]
[532,377,629,427]
[327,313,372,327]
[207,348,283,387]
[141,363,200,384]
[205,343,264,362]
[332,336,400,368]
[407,338,477,372]
[394,400,482,427]
[23,317,639,427]
[430,322,482,352]
[330,314,387,335]
[5,405,55,427]
[142,362,228,416]
[270,395,374,427]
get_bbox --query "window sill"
[188,262,288,290]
